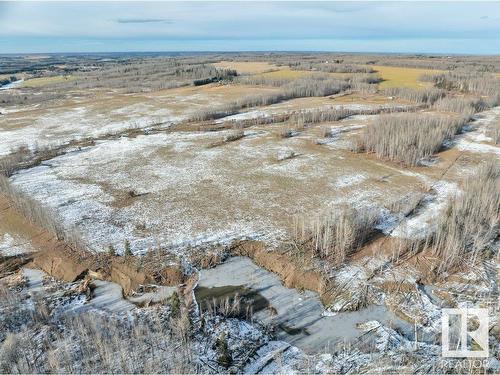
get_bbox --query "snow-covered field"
[1,66,499,374]
[8,115,429,254]
[7,103,497,254]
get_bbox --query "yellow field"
[22,75,75,88]
[372,65,443,89]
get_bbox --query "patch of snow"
[456,139,500,155]
[0,233,33,256]
[334,174,367,188]
[0,79,24,90]
[215,110,270,123]
[391,181,458,239]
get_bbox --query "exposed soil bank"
[31,246,186,295]
[0,192,186,295]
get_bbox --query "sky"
[0,1,499,54]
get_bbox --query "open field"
[1,52,499,374]
[21,75,76,88]
[372,65,443,89]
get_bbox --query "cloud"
[116,18,173,24]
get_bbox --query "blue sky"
[1,1,499,54]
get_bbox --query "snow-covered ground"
[0,233,33,256]
[0,79,24,90]
[8,123,426,254]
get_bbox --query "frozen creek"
[196,256,414,354]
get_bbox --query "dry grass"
[371,65,442,89]
[488,118,500,144]
[293,206,377,264]
[363,113,469,166]
[21,75,75,88]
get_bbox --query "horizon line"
[2,50,499,57]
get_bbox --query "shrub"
[168,291,181,318]
[124,240,132,257]
[277,128,294,138]
[107,245,116,256]
[216,333,232,368]
[293,206,378,264]
[223,129,245,143]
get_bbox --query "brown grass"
[488,118,500,144]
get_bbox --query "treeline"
[238,73,381,92]
[432,96,493,115]
[193,68,237,86]
[362,113,469,166]
[431,161,499,272]
[0,91,65,107]
[53,60,238,92]
[382,87,446,105]
[293,205,377,264]
[223,52,500,72]
[421,70,500,97]
[191,76,351,121]
[289,61,375,74]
